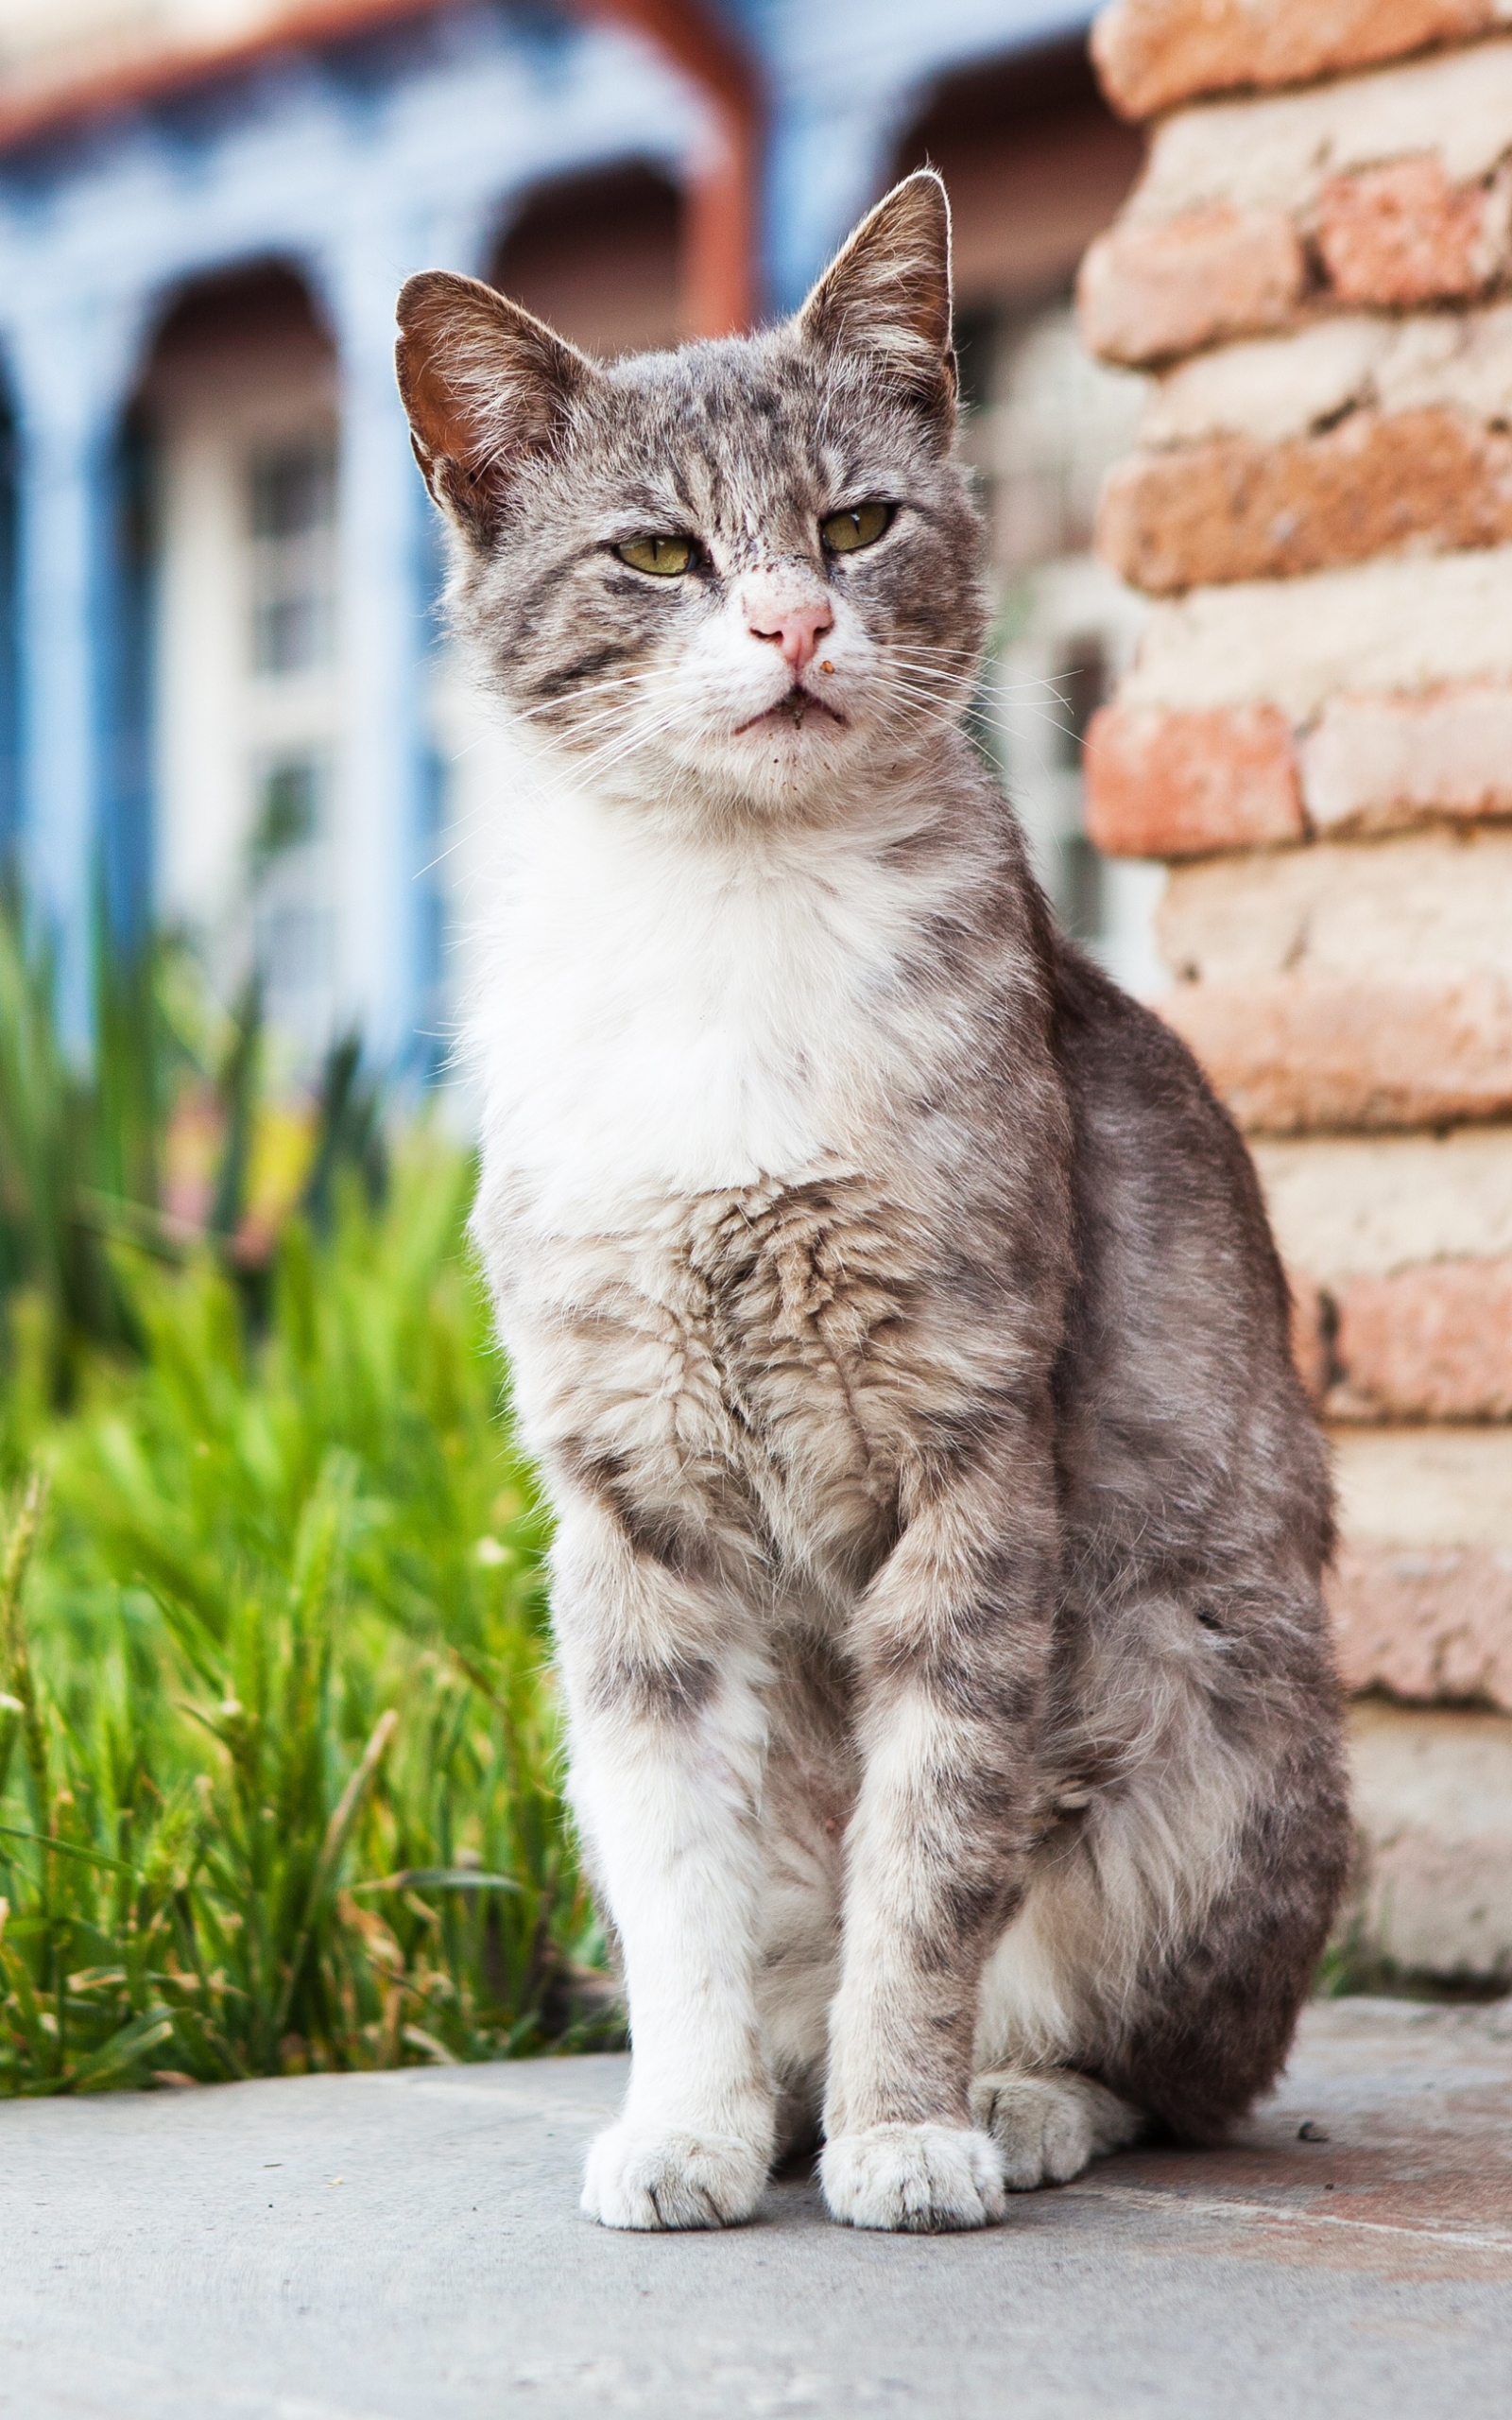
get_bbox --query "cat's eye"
[820,500,893,555]
[615,534,696,578]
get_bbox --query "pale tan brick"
[1091,0,1505,123]
[1332,1258,1512,1418]
[1332,1420,1512,1547]
[1133,39,1512,228]
[1302,683,1512,832]
[1162,973,1512,1130]
[1142,302,1512,452]
[1317,158,1510,306]
[1330,1544,1512,1707]
[1158,831,1512,989]
[1076,207,1306,368]
[1142,320,1389,450]
[1083,703,1303,856]
[1376,297,1512,419]
[1122,545,1512,722]
[1100,407,1512,593]
[1345,1701,1512,1980]
[1255,1129,1512,1282]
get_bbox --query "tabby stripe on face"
[523,641,638,703]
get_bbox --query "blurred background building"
[0,0,1157,1082]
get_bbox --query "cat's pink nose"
[746,582,834,671]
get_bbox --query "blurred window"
[249,748,335,1053]
[250,751,322,871]
[139,258,341,1072]
[256,901,334,999]
[249,439,336,676]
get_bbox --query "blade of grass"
[352,1869,523,1894]
[0,1824,140,1876]
[273,1705,397,2038]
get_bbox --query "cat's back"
[1049,942,1333,1594]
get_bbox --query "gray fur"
[395,170,1350,2233]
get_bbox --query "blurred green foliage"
[0,898,613,2095]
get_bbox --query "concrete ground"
[3,1998,1511,2420]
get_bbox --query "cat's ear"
[395,271,597,541]
[798,171,956,436]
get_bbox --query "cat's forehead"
[575,333,934,532]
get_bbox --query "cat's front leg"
[820,1447,1056,2232]
[553,1504,776,2230]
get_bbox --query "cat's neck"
[469,737,993,1230]
[505,721,966,874]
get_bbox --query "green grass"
[0,1090,616,2093]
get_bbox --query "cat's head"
[395,171,987,821]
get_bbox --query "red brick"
[1332,1257,1512,1419]
[1317,158,1508,307]
[1160,974,1512,1131]
[1091,0,1496,122]
[1085,704,1304,858]
[1302,683,1512,834]
[1097,408,1512,595]
[1076,207,1307,368]
[1327,1540,1512,1711]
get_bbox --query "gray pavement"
[3,1997,1512,2420]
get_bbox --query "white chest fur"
[470,786,952,1234]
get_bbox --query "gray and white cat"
[394,172,1349,2234]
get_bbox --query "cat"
[394,170,1350,2234]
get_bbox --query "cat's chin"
[732,693,848,742]
[712,720,871,819]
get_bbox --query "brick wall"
[1081,0,1512,1986]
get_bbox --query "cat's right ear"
[395,272,596,542]
[798,171,957,440]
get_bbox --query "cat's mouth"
[734,685,847,739]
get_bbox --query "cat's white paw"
[581,2121,767,2230]
[820,2122,1006,2232]
[970,2069,1142,2190]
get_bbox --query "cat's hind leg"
[970,2067,1142,2188]
[971,1604,1351,2170]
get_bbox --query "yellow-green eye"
[615,534,695,577]
[821,500,893,554]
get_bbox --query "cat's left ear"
[799,171,956,439]
[395,270,598,544]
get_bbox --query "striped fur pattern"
[395,172,1350,2234]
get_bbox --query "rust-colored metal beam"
[569,0,765,335]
